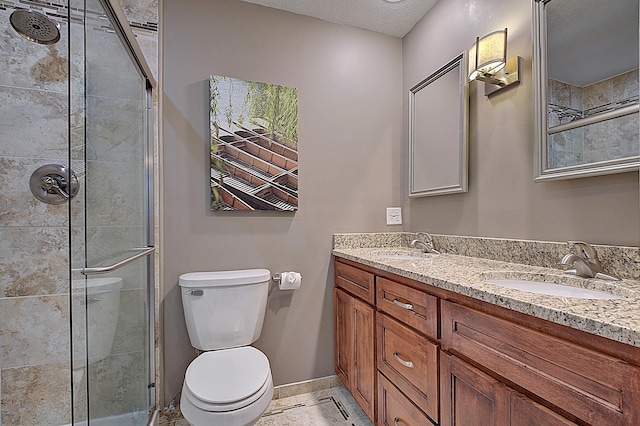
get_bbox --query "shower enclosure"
[0,0,156,424]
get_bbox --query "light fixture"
[468,28,521,96]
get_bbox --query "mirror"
[409,53,469,197]
[533,0,640,181]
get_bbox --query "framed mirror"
[533,0,640,181]
[409,53,469,197]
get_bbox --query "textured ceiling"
[238,0,438,38]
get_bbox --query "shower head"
[10,10,60,45]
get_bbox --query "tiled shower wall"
[548,69,639,168]
[0,0,158,424]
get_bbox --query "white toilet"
[72,277,123,365]
[178,269,274,426]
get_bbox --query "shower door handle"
[81,247,155,275]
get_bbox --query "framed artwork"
[210,75,299,211]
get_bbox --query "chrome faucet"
[559,241,619,280]
[410,232,440,254]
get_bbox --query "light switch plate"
[386,207,402,225]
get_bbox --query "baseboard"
[272,374,342,400]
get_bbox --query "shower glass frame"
[69,0,156,423]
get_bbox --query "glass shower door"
[70,0,154,424]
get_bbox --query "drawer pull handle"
[393,352,415,368]
[392,298,413,310]
[393,417,406,426]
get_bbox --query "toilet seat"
[184,346,271,412]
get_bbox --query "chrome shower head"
[10,10,60,45]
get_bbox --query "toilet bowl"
[178,270,274,426]
[180,347,273,426]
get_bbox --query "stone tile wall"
[548,69,639,169]
[0,0,158,424]
[0,2,74,423]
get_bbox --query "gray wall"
[162,0,403,403]
[402,0,639,246]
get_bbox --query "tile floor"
[159,384,373,426]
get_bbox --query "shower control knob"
[40,175,70,198]
[30,164,79,205]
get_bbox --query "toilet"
[72,277,123,365]
[178,269,274,426]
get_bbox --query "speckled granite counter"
[332,233,640,348]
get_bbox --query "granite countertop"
[332,246,640,348]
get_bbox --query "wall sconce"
[468,28,521,96]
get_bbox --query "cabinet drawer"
[377,277,438,339]
[441,301,640,425]
[377,372,433,426]
[335,260,375,304]
[377,313,438,423]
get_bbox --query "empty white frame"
[409,53,469,197]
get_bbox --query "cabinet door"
[440,352,510,426]
[352,296,376,421]
[334,287,353,388]
[510,393,577,426]
[334,287,376,421]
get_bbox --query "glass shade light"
[468,29,507,81]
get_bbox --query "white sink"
[485,278,623,300]
[372,249,437,261]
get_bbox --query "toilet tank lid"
[179,269,271,288]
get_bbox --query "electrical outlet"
[386,207,402,225]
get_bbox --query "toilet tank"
[179,269,271,351]
[72,277,123,364]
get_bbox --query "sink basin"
[371,249,437,261]
[485,278,623,300]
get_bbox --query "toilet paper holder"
[272,271,302,290]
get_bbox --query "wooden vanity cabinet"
[333,257,640,425]
[334,261,376,421]
[334,259,440,425]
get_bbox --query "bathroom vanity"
[332,234,640,425]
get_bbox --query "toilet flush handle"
[184,290,203,296]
